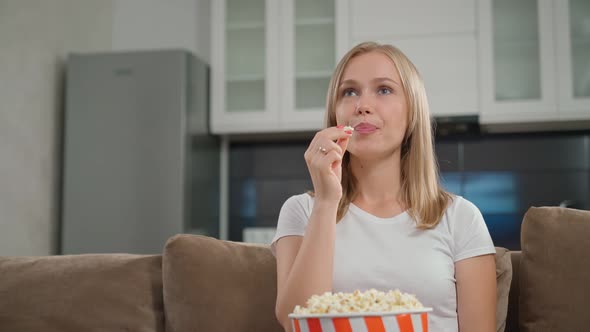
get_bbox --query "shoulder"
[438,194,486,232]
[443,195,495,261]
[282,192,314,208]
[280,193,314,216]
[445,195,483,219]
[272,193,314,256]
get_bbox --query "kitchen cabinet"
[348,0,479,118]
[555,0,590,119]
[210,0,348,134]
[350,0,475,39]
[479,0,590,125]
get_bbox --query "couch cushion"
[519,207,590,331]
[163,235,513,332]
[495,247,512,332]
[163,234,283,332]
[0,254,164,332]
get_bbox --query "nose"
[356,105,372,115]
[355,98,373,115]
[355,90,375,115]
[355,88,376,115]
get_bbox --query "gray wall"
[0,0,211,255]
[0,0,113,255]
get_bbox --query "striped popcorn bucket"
[288,308,432,332]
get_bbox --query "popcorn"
[343,125,354,132]
[293,289,423,315]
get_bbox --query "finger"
[336,136,350,154]
[306,127,351,161]
[315,140,343,157]
[317,126,354,143]
[313,149,343,172]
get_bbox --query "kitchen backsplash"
[229,131,590,250]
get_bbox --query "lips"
[354,122,378,133]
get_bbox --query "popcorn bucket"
[288,308,432,332]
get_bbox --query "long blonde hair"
[323,41,451,229]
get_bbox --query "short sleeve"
[450,197,496,262]
[269,194,311,256]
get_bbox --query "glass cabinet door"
[492,0,541,101]
[225,0,267,112]
[479,0,557,122]
[568,0,590,99]
[211,0,279,133]
[281,0,337,130]
[556,0,590,116]
[294,0,335,111]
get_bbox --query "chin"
[348,146,380,158]
[348,143,401,159]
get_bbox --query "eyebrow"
[339,77,401,87]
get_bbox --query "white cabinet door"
[279,0,349,132]
[366,35,478,117]
[211,0,345,134]
[478,0,558,124]
[351,0,476,40]
[555,0,590,120]
[210,0,280,134]
[349,0,478,117]
[280,0,341,132]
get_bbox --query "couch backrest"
[162,234,513,332]
[0,254,164,332]
[162,234,284,332]
[517,206,590,331]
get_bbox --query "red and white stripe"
[291,313,428,332]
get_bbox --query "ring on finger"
[318,146,328,155]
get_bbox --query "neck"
[349,150,403,205]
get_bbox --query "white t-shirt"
[270,193,495,332]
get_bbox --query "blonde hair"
[323,41,451,229]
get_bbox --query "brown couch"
[504,207,590,332]
[0,206,588,332]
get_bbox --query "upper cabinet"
[479,0,590,125]
[280,0,344,131]
[211,0,590,134]
[348,0,479,118]
[555,0,590,119]
[211,0,279,134]
[211,0,347,134]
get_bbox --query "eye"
[378,86,393,95]
[342,88,358,97]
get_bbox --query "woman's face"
[335,51,408,160]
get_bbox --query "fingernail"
[336,125,344,129]
[345,130,353,135]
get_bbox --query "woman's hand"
[304,126,353,203]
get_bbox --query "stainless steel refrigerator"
[61,49,219,254]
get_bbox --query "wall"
[0,0,113,255]
[0,0,210,255]
[111,0,211,63]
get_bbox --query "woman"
[271,42,496,331]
